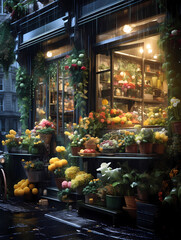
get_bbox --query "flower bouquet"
[2,129,20,152]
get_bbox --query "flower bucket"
[106,195,123,210]
[172,121,181,135]
[153,143,165,155]
[27,170,45,183]
[139,143,153,154]
[55,177,65,190]
[125,144,138,153]
[124,196,136,208]
[71,146,82,156]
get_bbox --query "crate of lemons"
[13,178,39,200]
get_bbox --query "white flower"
[74,130,78,135]
[96,162,112,175]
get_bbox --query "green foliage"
[0,21,15,75]
[82,179,101,195]
[57,188,71,201]
[60,48,88,117]
[135,128,154,143]
[24,160,44,171]
[16,66,31,130]
[54,167,66,178]
[124,134,136,146]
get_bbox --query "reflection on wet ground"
[0,200,160,240]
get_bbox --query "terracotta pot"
[153,143,165,154]
[125,144,138,153]
[172,121,181,135]
[139,143,153,154]
[71,146,82,156]
[55,177,65,190]
[124,196,136,208]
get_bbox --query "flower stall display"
[153,129,168,154]
[57,180,72,202]
[144,107,167,126]
[48,146,68,189]
[135,128,154,154]
[2,129,20,152]
[13,178,39,201]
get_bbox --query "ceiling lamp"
[46,51,52,58]
[123,24,132,33]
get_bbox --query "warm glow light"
[146,44,151,49]
[139,48,144,54]
[153,55,157,59]
[123,25,132,33]
[46,51,52,58]
[148,49,152,54]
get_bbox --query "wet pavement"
[0,199,161,240]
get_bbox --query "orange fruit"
[14,184,19,189]
[32,188,38,195]
[29,183,35,189]
[14,189,19,196]
[24,187,30,194]
[18,188,24,196]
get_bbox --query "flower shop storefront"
[3,0,181,238]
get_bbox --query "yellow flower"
[25,129,31,135]
[64,131,71,136]
[56,146,66,152]
[73,123,77,126]
[1,140,5,145]
[9,130,16,135]
[36,135,40,139]
[21,159,25,162]
[102,99,108,106]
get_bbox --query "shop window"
[35,79,47,122]
[96,35,167,127]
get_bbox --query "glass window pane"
[35,79,46,122]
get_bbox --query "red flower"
[64,65,69,70]
[71,64,78,68]
[66,55,70,58]
[81,66,86,71]
[100,119,105,123]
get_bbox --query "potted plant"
[2,129,20,153]
[124,131,138,153]
[135,128,154,154]
[82,178,101,204]
[96,162,124,210]
[57,180,72,202]
[122,169,138,209]
[24,160,45,183]
[153,129,168,154]
[136,172,151,202]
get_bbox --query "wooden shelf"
[114,96,142,102]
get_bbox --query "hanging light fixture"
[46,51,52,58]
[123,24,132,33]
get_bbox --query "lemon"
[24,186,31,194]
[18,188,24,196]
[32,188,38,195]
[29,183,35,189]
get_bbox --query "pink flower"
[66,55,70,58]
[64,65,69,70]
[62,181,68,189]
[100,119,105,123]
[68,181,71,188]
[81,66,86,71]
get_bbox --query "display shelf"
[96,69,111,74]
[77,200,124,225]
[114,96,142,102]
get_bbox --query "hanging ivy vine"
[0,20,15,76]
[60,48,88,117]
[15,66,32,131]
